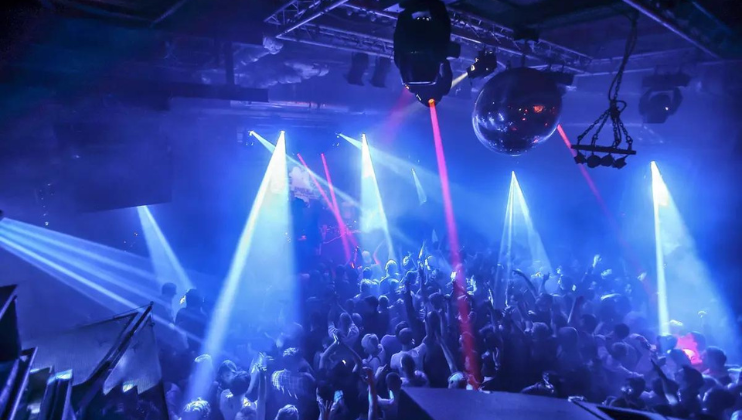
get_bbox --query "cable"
[573,14,639,168]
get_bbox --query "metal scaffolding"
[265,0,595,72]
[622,0,742,60]
[280,23,395,58]
[264,0,740,75]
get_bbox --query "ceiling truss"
[265,0,739,76]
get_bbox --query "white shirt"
[219,389,256,420]
[390,343,428,372]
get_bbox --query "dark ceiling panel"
[455,0,620,30]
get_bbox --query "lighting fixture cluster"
[466,49,497,79]
[573,16,637,169]
[573,150,629,169]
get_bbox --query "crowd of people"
[149,242,742,420]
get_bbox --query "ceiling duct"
[234,36,285,67]
[245,60,330,88]
[200,36,329,89]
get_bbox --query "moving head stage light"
[639,72,689,124]
[467,50,497,80]
[394,0,460,105]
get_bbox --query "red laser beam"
[429,102,479,388]
[556,125,649,293]
[296,154,331,206]
[320,154,340,214]
[297,153,351,260]
[556,125,612,218]
[321,152,358,249]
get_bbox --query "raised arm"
[363,367,380,420]
[257,367,268,420]
[512,269,538,300]
[537,273,550,296]
[402,281,425,338]
[319,338,341,371]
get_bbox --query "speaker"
[398,388,681,420]
[399,388,598,420]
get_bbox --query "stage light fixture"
[639,72,688,124]
[586,154,601,168]
[613,156,627,169]
[346,53,370,86]
[466,50,497,80]
[639,90,679,124]
[408,59,453,106]
[639,84,685,124]
[393,0,460,105]
[370,56,392,88]
[574,151,587,164]
[600,154,615,167]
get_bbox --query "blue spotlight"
[651,161,732,337]
[511,173,552,276]
[651,161,670,334]
[0,219,157,282]
[137,205,193,291]
[0,235,144,312]
[253,130,360,208]
[498,172,516,288]
[0,230,193,349]
[250,131,276,153]
[412,168,427,205]
[498,172,552,300]
[339,133,481,211]
[0,228,158,301]
[338,133,362,149]
[360,134,394,260]
[197,130,293,394]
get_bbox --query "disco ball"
[472,67,562,155]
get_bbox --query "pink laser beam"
[429,102,479,388]
[297,153,351,260]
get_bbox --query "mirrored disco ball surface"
[472,67,562,155]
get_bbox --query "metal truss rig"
[445,9,593,73]
[622,0,742,60]
[264,0,594,73]
[285,23,395,58]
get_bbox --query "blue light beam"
[412,168,427,205]
[511,172,552,277]
[360,134,395,261]
[253,131,360,208]
[137,205,193,291]
[200,130,293,363]
[498,172,552,304]
[0,219,158,282]
[650,161,734,338]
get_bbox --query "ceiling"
[4,0,741,80]
[1,0,741,160]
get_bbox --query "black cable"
[607,17,638,103]
[576,14,638,155]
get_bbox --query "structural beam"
[623,0,742,59]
